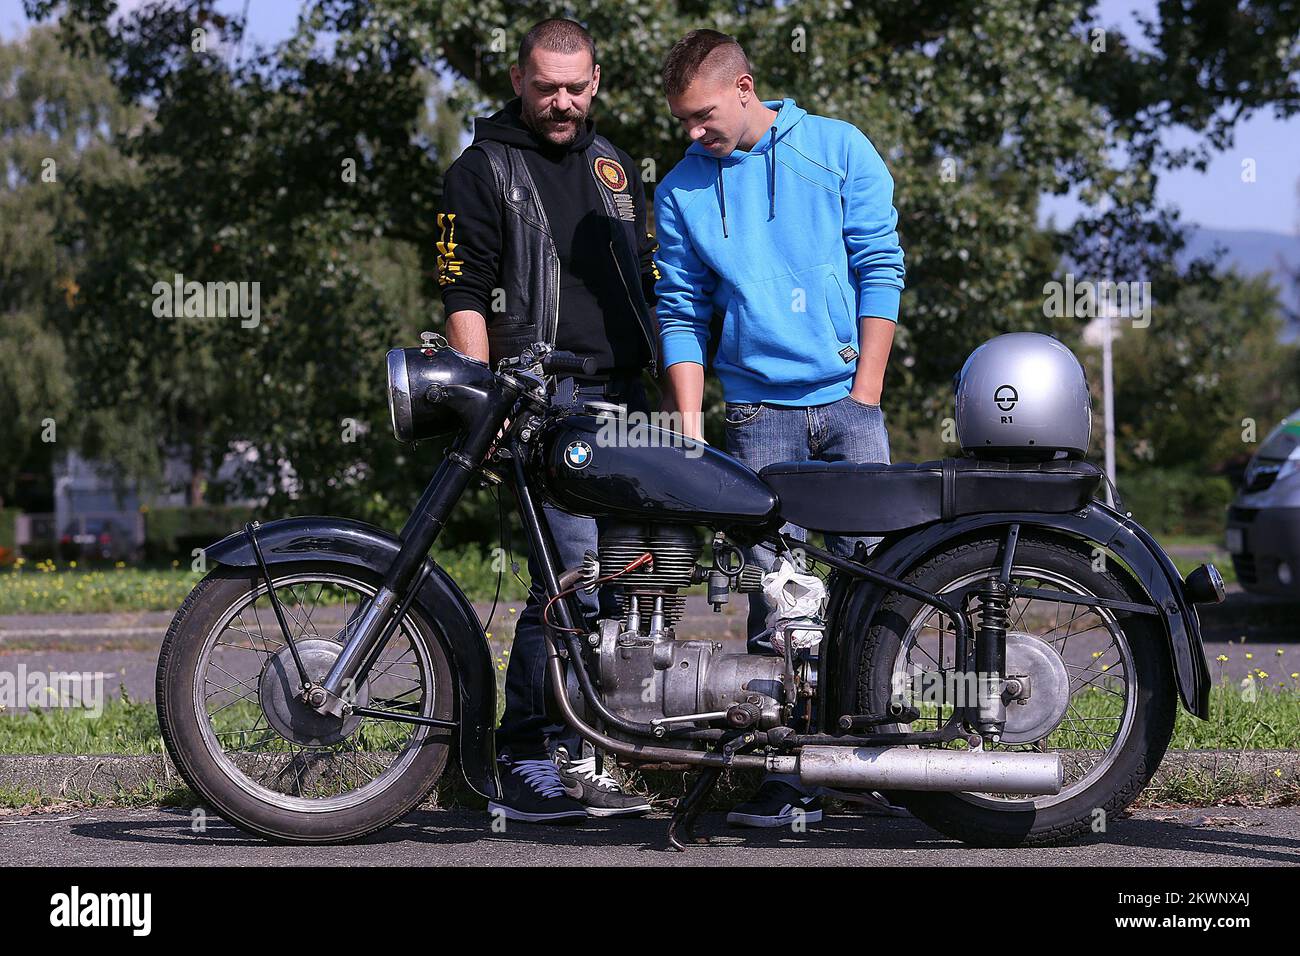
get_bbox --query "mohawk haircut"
[661,29,752,97]
[519,18,596,68]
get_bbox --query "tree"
[0,25,136,506]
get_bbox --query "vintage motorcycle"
[156,330,1224,848]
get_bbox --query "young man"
[654,30,906,827]
[437,18,658,823]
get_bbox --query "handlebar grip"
[542,351,597,377]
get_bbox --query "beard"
[521,101,587,146]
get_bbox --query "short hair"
[661,30,752,97]
[519,18,596,69]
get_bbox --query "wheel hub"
[258,639,369,747]
[999,631,1071,744]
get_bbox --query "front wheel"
[856,531,1177,847]
[156,560,455,844]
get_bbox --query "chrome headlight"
[386,348,414,442]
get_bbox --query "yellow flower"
[1257,670,1269,679]
[1091,651,1102,659]
[1216,654,1229,663]
[1245,653,1253,660]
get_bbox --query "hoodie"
[437,98,657,376]
[654,98,906,405]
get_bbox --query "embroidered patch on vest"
[838,345,859,363]
[593,157,636,221]
[593,157,628,191]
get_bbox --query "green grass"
[0,547,530,614]
[1,681,1294,755]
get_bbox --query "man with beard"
[437,18,659,823]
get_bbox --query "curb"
[2,750,1298,807]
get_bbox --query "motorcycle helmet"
[954,332,1092,461]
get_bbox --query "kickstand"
[667,767,721,851]
[666,731,757,852]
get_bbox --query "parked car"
[58,517,132,563]
[1226,410,1300,596]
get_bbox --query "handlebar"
[540,350,596,377]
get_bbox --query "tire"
[855,531,1177,847]
[156,560,455,844]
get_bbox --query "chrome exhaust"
[782,746,1064,796]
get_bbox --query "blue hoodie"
[654,98,905,405]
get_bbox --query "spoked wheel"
[856,531,1176,847]
[156,561,455,844]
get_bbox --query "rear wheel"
[156,560,455,844]
[856,531,1176,847]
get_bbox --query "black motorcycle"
[156,333,1224,848]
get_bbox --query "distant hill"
[1179,226,1299,338]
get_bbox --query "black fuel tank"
[538,415,778,525]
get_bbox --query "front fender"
[206,516,499,800]
[826,501,1212,726]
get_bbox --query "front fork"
[300,386,519,718]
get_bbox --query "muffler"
[787,746,1064,795]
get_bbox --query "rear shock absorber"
[973,580,1009,740]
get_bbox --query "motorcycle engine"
[582,523,790,735]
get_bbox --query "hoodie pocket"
[720,264,857,386]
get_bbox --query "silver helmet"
[954,332,1092,461]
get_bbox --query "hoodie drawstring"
[716,124,780,238]
[716,159,728,239]
[768,125,778,221]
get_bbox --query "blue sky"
[3,0,1295,234]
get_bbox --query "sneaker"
[726,780,823,828]
[487,753,588,824]
[554,747,653,818]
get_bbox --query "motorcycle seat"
[759,457,1104,534]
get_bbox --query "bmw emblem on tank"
[565,440,593,470]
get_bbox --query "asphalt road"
[1,806,1296,866]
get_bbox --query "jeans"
[721,394,892,652]
[496,374,649,760]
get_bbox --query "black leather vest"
[469,135,659,376]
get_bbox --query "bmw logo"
[564,440,593,470]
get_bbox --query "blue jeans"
[721,394,892,652]
[496,375,649,760]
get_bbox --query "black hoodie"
[437,98,658,377]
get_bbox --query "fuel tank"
[538,414,778,525]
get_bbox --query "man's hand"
[850,315,896,405]
[664,362,706,442]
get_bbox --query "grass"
[0,547,530,614]
[0,681,1294,756]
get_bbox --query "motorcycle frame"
[209,369,1211,798]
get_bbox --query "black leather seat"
[759,457,1104,534]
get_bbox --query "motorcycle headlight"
[386,348,415,442]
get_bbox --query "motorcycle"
[156,332,1224,848]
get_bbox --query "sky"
[2,0,1296,235]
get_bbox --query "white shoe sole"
[726,808,823,828]
[488,801,587,824]
[584,803,653,818]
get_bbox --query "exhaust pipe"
[787,746,1064,796]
